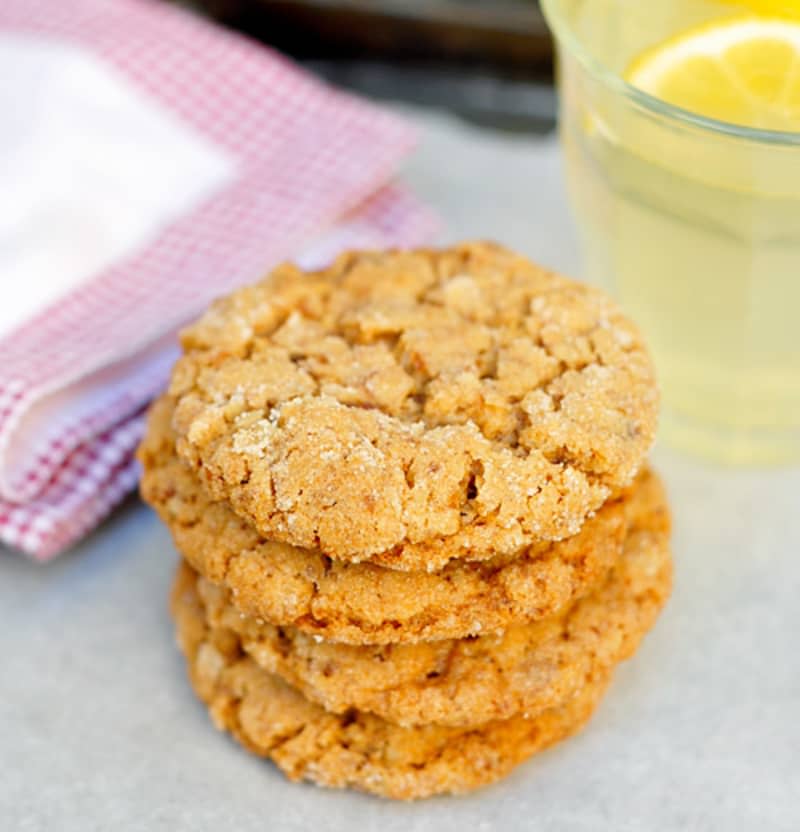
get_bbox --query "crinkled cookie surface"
[140,395,646,644]
[187,475,671,727]
[171,562,611,800]
[169,242,658,568]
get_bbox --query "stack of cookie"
[139,243,671,800]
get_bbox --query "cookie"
[172,564,612,800]
[168,242,658,569]
[141,396,631,645]
[189,478,670,727]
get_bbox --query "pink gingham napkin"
[0,0,438,560]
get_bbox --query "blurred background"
[174,0,556,132]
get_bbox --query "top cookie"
[170,242,658,568]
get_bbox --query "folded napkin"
[0,0,438,560]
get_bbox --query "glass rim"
[541,0,800,147]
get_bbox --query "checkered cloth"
[0,0,438,560]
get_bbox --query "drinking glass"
[543,0,800,464]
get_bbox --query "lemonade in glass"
[542,0,800,464]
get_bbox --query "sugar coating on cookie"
[171,563,612,800]
[187,470,671,727]
[141,395,634,644]
[168,242,658,567]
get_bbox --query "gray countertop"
[2,107,799,831]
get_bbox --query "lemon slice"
[627,16,800,131]
[722,0,800,16]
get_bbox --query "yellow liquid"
[552,0,800,464]
[564,122,800,463]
